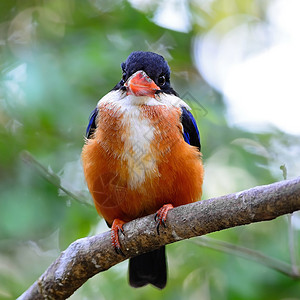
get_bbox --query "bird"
[81,51,204,289]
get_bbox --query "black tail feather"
[129,246,167,289]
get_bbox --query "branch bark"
[18,177,300,300]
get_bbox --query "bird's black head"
[112,51,178,96]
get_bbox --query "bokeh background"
[1,0,300,299]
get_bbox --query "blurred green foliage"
[0,0,299,299]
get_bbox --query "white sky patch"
[2,63,27,112]
[194,0,300,134]
[128,0,155,11]
[152,0,191,33]
[128,0,191,32]
[224,43,300,134]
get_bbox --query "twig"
[190,236,300,278]
[20,151,91,205]
[287,214,300,276]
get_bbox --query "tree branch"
[18,177,300,300]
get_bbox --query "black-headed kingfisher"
[82,51,204,289]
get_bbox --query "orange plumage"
[82,102,203,224]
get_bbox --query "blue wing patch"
[181,107,201,152]
[86,107,98,138]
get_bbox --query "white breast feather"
[122,106,158,189]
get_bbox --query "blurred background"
[1,0,300,299]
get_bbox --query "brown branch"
[18,177,300,300]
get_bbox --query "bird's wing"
[180,107,201,152]
[86,107,98,138]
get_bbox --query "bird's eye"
[158,75,166,86]
[122,72,126,81]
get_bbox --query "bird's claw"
[114,245,125,256]
[111,219,126,256]
[154,204,173,235]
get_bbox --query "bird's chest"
[97,103,182,189]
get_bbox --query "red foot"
[154,204,174,234]
[111,219,126,256]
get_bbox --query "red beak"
[125,70,160,97]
